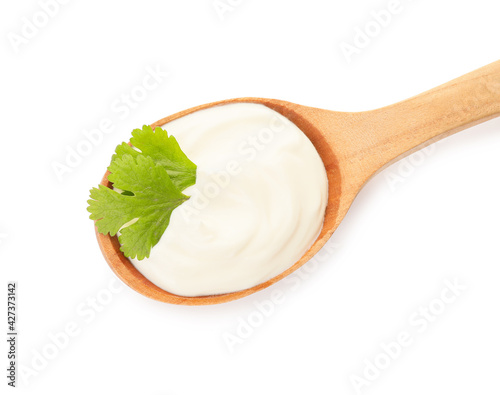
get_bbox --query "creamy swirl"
[128,103,328,296]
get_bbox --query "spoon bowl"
[96,60,500,305]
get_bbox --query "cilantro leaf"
[88,124,197,260]
[113,125,196,191]
[88,154,189,260]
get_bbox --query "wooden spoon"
[96,60,500,305]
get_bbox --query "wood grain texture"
[95,60,500,305]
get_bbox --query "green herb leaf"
[113,125,196,191]
[88,154,189,260]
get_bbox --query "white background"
[2,0,500,394]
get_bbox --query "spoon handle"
[355,60,500,178]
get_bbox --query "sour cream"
[127,103,328,297]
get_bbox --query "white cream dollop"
[128,103,328,296]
